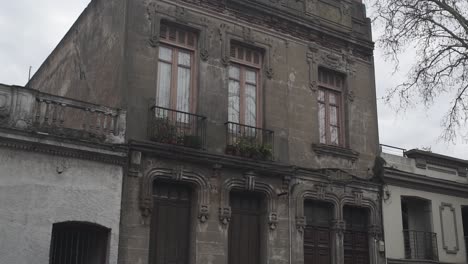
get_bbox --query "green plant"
[178,135,202,149]
[152,118,177,143]
[233,136,272,160]
[259,144,273,160]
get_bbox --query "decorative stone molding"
[0,137,127,166]
[219,207,231,225]
[147,4,161,48]
[341,195,379,227]
[220,173,278,229]
[353,191,363,206]
[439,203,459,254]
[296,216,306,232]
[312,144,360,162]
[140,167,211,223]
[293,183,340,232]
[368,225,382,240]
[128,151,142,177]
[332,220,346,237]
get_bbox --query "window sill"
[312,143,360,162]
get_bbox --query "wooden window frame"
[229,43,263,128]
[157,23,198,114]
[318,68,345,146]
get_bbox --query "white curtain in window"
[245,70,257,127]
[157,47,173,110]
[177,52,191,117]
[228,66,240,124]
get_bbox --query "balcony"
[403,230,438,261]
[148,105,206,149]
[225,122,274,161]
[0,84,126,143]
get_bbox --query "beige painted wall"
[383,185,468,263]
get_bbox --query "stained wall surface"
[0,147,123,264]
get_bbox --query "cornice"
[0,129,127,166]
[172,0,374,55]
[129,140,380,189]
[384,167,468,198]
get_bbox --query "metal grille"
[49,222,109,264]
[148,105,207,149]
[225,122,274,160]
[403,230,438,261]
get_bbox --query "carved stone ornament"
[175,5,186,21]
[296,216,306,232]
[369,225,382,239]
[148,35,160,48]
[265,67,274,79]
[221,56,230,66]
[268,213,278,230]
[347,90,355,102]
[353,191,363,206]
[315,184,327,200]
[219,207,231,226]
[332,220,346,237]
[199,205,209,223]
[200,48,209,61]
[321,53,343,70]
[244,171,256,191]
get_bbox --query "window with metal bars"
[317,68,345,146]
[49,222,110,264]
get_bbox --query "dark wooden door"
[303,201,333,264]
[149,182,191,264]
[228,191,263,264]
[343,206,369,264]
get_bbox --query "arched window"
[49,222,110,264]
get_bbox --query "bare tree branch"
[371,0,468,141]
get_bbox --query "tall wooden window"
[318,68,345,146]
[228,191,264,264]
[157,23,197,113]
[304,201,333,264]
[149,182,192,264]
[343,206,369,264]
[228,43,262,127]
[49,222,110,264]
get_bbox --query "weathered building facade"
[382,148,468,264]
[18,0,383,263]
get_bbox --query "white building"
[0,84,127,264]
[381,147,468,264]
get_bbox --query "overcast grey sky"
[1,0,467,158]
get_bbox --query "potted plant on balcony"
[151,117,177,144]
[177,134,203,149]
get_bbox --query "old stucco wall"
[123,0,379,175]
[27,0,127,108]
[0,147,123,264]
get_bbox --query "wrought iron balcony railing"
[403,230,439,261]
[225,122,274,160]
[148,106,206,149]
